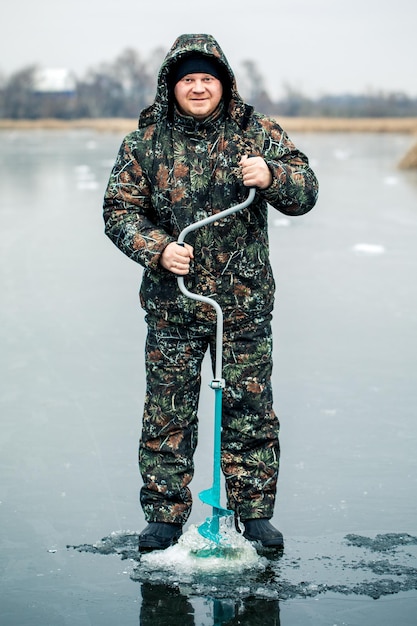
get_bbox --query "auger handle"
[176,188,256,381]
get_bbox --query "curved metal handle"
[176,188,256,381]
[177,187,256,245]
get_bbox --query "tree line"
[1,47,416,119]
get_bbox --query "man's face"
[174,73,223,120]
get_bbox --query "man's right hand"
[160,242,194,274]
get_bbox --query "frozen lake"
[1,128,417,624]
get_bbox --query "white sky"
[2,0,416,99]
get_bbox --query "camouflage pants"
[139,314,280,525]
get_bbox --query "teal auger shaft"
[176,189,256,543]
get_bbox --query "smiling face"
[174,73,223,120]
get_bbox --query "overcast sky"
[2,0,416,99]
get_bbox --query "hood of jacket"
[138,33,253,130]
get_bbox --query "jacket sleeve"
[255,116,319,216]
[102,134,174,268]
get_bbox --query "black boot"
[138,522,183,553]
[243,519,284,549]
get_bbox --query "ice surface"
[69,530,417,601]
[2,129,417,624]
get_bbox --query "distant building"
[33,68,76,94]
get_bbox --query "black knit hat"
[170,53,224,86]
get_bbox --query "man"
[103,34,318,553]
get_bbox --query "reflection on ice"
[333,148,351,160]
[272,216,291,228]
[352,242,386,255]
[74,164,99,190]
[384,175,399,185]
[139,581,281,626]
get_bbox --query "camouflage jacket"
[103,34,319,325]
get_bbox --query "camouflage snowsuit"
[103,34,318,524]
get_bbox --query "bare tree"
[238,60,276,115]
[76,48,154,117]
[1,66,38,118]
